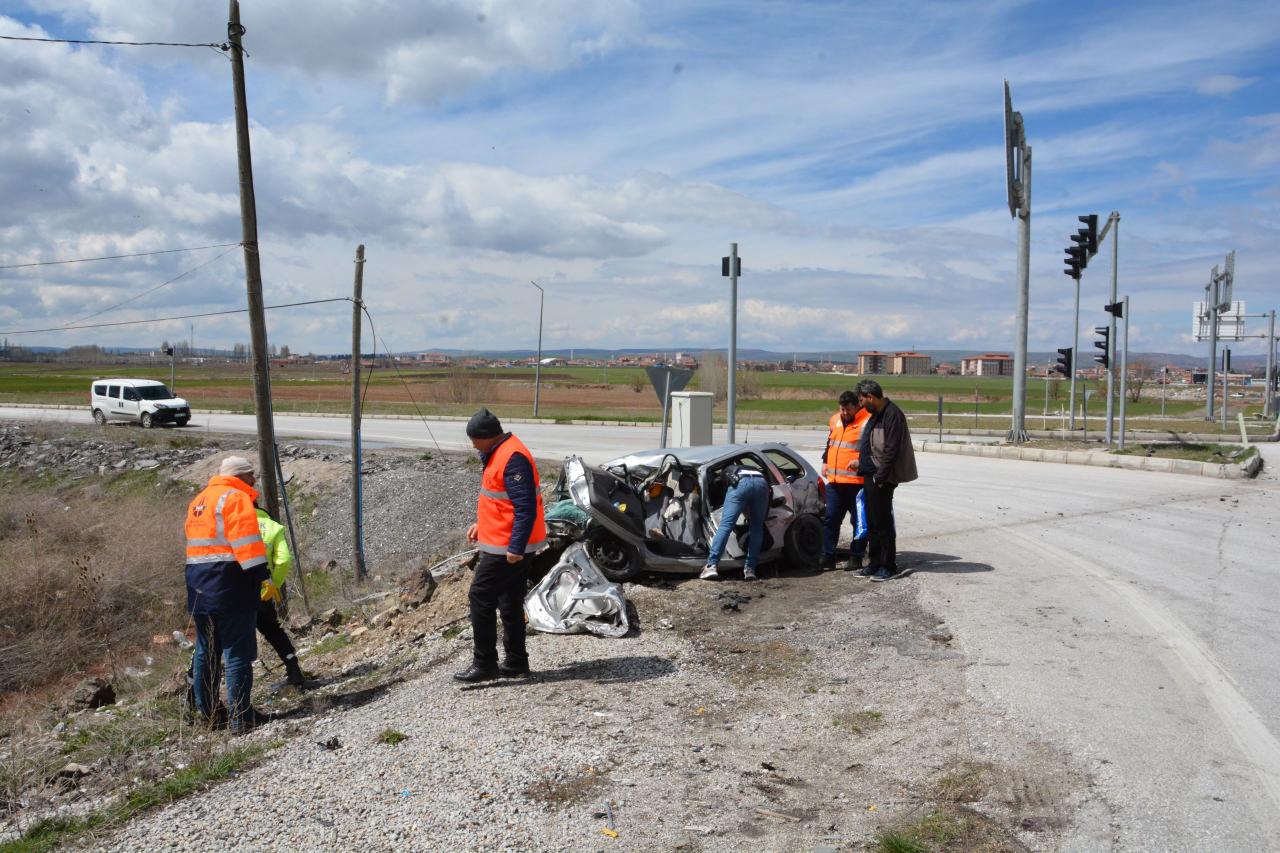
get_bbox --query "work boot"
[498,660,531,678]
[284,655,307,689]
[845,553,866,572]
[820,554,837,571]
[453,664,499,684]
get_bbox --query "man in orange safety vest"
[821,390,872,571]
[455,408,546,684]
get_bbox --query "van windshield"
[136,385,176,400]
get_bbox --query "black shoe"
[230,707,271,736]
[843,553,866,572]
[869,568,898,583]
[857,565,877,579]
[284,658,308,688]
[453,664,499,683]
[498,662,531,678]
[821,554,837,571]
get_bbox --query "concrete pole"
[170,348,176,394]
[727,242,739,444]
[350,245,367,582]
[1118,295,1129,451]
[1222,346,1229,431]
[1105,214,1119,445]
[1069,275,1080,431]
[532,281,544,417]
[1010,147,1032,443]
[228,0,279,519]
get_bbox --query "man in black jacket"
[855,380,918,582]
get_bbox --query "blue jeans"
[707,475,769,569]
[192,608,257,729]
[822,482,866,558]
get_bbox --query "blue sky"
[0,0,1277,358]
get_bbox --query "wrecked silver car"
[547,443,825,582]
[524,543,631,638]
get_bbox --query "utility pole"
[531,281,544,417]
[1118,295,1129,450]
[1222,346,1230,431]
[722,243,741,443]
[1004,82,1031,443]
[1070,276,1080,430]
[227,0,280,518]
[350,245,367,582]
[1206,268,1219,422]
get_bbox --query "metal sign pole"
[1267,310,1277,418]
[1222,347,1229,431]
[1206,273,1218,421]
[531,281,544,417]
[1010,147,1031,444]
[1069,276,1080,431]
[727,242,739,444]
[1105,214,1120,445]
[659,368,672,449]
[1118,296,1129,451]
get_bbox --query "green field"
[0,360,1267,436]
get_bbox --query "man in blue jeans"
[700,465,769,582]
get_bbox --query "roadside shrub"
[0,478,188,694]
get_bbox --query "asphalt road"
[6,404,1278,848]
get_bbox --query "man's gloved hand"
[260,580,283,604]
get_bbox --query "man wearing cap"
[185,455,276,732]
[456,408,547,683]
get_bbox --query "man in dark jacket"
[855,380,918,582]
[456,408,547,684]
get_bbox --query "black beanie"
[466,407,503,439]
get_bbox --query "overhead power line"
[0,34,228,50]
[0,241,242,270]
[0,297,352,336]
[67,244,243,326]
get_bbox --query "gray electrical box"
[670,392,713,447]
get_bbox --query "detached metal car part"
[524,543,630,638]
[551,443,825,582]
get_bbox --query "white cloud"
[1196,74,1257,96]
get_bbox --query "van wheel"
[783,513,824,571]
[584,527,643,583]
[140,412,153,429]
[93,409,107,426]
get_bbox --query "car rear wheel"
[783,513,824,571]
[92,409,107,425]
[140,412,153,429]
[584,527,643,583]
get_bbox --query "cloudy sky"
[1,0,1277,357]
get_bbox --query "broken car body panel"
[524,542,630,638]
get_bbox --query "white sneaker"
[743,567,758,582]
[699,564,719,580]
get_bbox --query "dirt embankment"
[0,419,1087,852]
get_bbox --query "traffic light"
[1105,301,1124,319]
[1077,214,1098,255]
[163,346,174,356]
[1093,326,1110,368]
[1054,347,1073,377]
[1063,245,1084,280]
[1224,348,1232,373]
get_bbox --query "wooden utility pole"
[350,245,368,582]
[227,0,280,517]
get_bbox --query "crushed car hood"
[524,543,630,638]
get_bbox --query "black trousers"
[257,599,297,666]
[863,480,898,572]
[469,552,528,670]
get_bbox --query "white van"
[90,379,191,428]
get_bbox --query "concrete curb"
[913,439,1262,479]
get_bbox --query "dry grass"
[0,471,188,695]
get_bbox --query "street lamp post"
[531,281,544,417]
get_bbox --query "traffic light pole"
[1118,295,1129,451]
[1069,276,1079,430]
[727,242,739,444]
[1105,214,1119,444]
[1267,310,1276,419]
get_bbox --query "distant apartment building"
[960,353,1014,377]
[935,363,959,376]
[890,351,931,375]
[858,351,889,375]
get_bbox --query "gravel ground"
[91,568,1084,852]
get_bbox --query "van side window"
[123,388,139,401]
[108,386,120,399]
[93,384,107,396]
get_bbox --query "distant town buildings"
[960,353,1014,377]
[858,351,889,374]
[890,351,932,375]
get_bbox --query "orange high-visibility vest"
[185,475,269,571]
[476,435,547,556]
[824,408,871,485]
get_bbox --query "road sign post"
[721,244,741,443]
[1004,81,1030,444]
[646,365,694,449]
